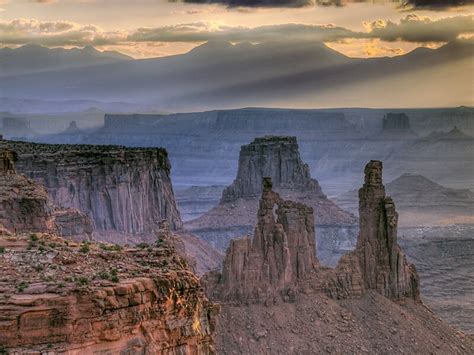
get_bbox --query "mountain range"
[0,44,132,77]
[1,40,473,110]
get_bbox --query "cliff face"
[380,113,417,139]
[0,165,217,354]
[0,141,183,237]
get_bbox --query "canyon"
[0,148,218,353]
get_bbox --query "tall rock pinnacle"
[356,160,419,300]
[209,177,317,302]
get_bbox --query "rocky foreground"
[203,162,473,353]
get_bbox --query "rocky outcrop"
[187,136,355,231]
[0,232,218,354]
[354,161,419,300]
[383,113,411,130]
[52,208,94,241]
[380,113,417,139]
[0,140,183,237]
[207,178,317,302]
[0,149,53,233]
[222,136,324,202]
[206,161,419,303]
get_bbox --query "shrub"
[98,271,110,280]
[76,276,89,286]
[30,233,38,242]
[80,243,90,253]
[111,275,119,283]
[137,242,149,249]
[17,281,28,293]
[0,246,5,254]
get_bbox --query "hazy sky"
[0,0,472,58]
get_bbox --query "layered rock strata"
[0,140,183,236]
[0,233,218,354]
[0,167,218,353]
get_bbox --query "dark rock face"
[355,161,419,300]
[207,177,317,302]
[383,113,411,130]
[222,136,324,202]
[0,141,183,238]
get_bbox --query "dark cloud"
[172,0,473,9]
[402,0,474,10]
[1,14,472,47]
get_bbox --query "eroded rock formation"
[0,140,183,237]
[187,135,355,231]
[206,161,419,303]
[222,136,324,202]
[207,178,317,302]
[380,113,417,139]
[355,161,419,300]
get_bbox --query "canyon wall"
[0,154,217,353]
[0,140,183,237]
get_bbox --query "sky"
[0,0,473,58]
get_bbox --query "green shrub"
[137,242,149,249]
[30,233,38,242]
[111,275,119,283]
[98,271,110,280]
[0,246,5,254]
[80,243,90,253]
[17,281,28,293]
[76,277,89,286]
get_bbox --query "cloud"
[128,22,358,43]
[0,18,127,46]
[402,0,474,10]
[1,14,472,48]
[364,14,474,42]
[171,0,473,9]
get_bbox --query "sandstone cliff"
[0,140,183,237]
[0,165,217,353]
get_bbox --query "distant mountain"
[423,126,473,141]
[334,173,474,226]
[0,44,132,76]
[1,40,472,109]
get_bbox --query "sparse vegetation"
[76,276,89,286]
[137,242,149,249]
[17,281,28,293]
[30,233,38,242]
[0,246,5,254]
[80,243,90,253]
